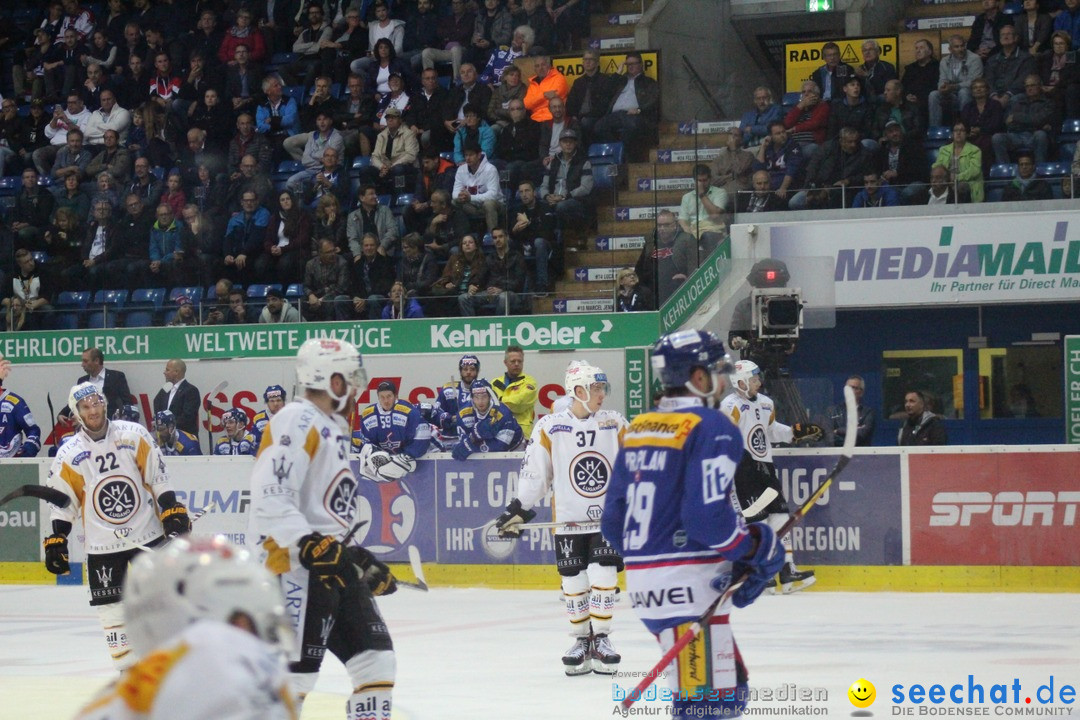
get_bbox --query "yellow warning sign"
[551,51,660,88]
[783,36,898,93]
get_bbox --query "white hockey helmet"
[295,338,367,412]
[564,361,610,405]
[123,536,289,658]
[732,360,762,399]
[68,382,107,427]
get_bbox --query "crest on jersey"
[95,566,114,588]
[323,470,358,527]
[93,477,140,524]
[272,457,292,484]
[747,425,769,458]
[570,451,611,498]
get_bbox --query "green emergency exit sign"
[807,0,832,10]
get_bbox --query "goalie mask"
[124,536,291,658]
[732,360,762,399]
[564,361,610,410]
[296,338,367,414]
[68,382,108,431]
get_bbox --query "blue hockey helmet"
[154,409,176,429]
[222,408,248,432]
[469,378,497,411]
[459,354,480,370]
[113,404,141,423]
[650,330,733,394]
[263,385,286,403]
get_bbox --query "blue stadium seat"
[54,313,81,330]
[151,166,165,181]
[37,176,54,187]
[588,142,624,166]
[31,251,48,265]
[131,287,166,310]
[1002,1,1022,13]
[270,52,298,66]
[924,126,952,150]
[246,284,281,298]
[989,163,1017,179]
[57,291,91,310]
[169,286,204,305]
[1059,118,1080,144]
[437,76,451,90]
[351,156,371,172]
[286,283,303,298]
[926,149,941,171]
[377,194,391,207]
[123,310,156,328]
[395,193,415,209]
[1036,162,1069,178]
[15,105,30,118]
[439,151,453,162]
[86,310,119,328]
[93,289,128,310]
[594,163,618,191]
[276,160,304,175]
[283,85,304,104]
[0,177,18,194]
[782,91,801,108]
[1059,142,1076,163]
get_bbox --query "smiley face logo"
[848,678,876,709]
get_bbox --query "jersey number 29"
[623,481,655,551]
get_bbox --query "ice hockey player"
[74,536,298,720]
[154,409,202,456]
[495,361,628,676]
[249,338,398,720]
[353,380,431,482]
[112,404,142,424]
[0,355,41,457]
[451,379,524,460]
[430,354,480,433]
[720,360,821,594]
[214,408,257,456]
[44,382,192,669]
[251,385,287,447]
[603,330,785,720]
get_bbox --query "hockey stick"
[620,385,858,711]
[0,484,71,509]
[46,392,56,449]
[405,545,428,591]
[741,488,779,519]
[204,381,228,452]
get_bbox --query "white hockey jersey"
[74,620,297,720]
[719,392,793,464]
[516,408,628,533]
[248,398,358,575]
[46,420,173,555]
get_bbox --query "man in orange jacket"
[523,55,569,123]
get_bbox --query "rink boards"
[1,445,1078,591]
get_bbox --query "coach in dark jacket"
[152,358,202,436]
[77,347,132,415]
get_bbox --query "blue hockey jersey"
[250,410,271,447]
[452,399,523,460]
[0,389,41,458]
[214,432,257,456]
[602,397,752,634]
[160,429,203,456]
[432,381,471,433]
[352,400,431,459]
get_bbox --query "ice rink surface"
[2,584,1078,719]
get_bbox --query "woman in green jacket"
[933,121,985,202]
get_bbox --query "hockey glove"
[43,534,70,575]
[791,423,823,443]
[298,533,349,585]
[731,523,784,609]
[160,503,192,538]
[347,546,398,596]
[494,498,536,538]
[451,434,475,461]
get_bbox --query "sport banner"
[908,452,1080,565]
[773,452,903,565]
[0,463,45,561]
[783,36,898,93]
[1067,336,1080,444]
[552,50,659,89]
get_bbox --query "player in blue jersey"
[0,356,41,457]
[451,379,524,460]
[154,410,203,456]
[353,381,431,482]
[602,330,785,719]
[113,404,142,424]
[250,385,287,448]
[430,354,480,433]
[214,408,257,456]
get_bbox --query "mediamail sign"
[0,314,660,364]
[761,212,1080,307]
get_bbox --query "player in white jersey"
[249,338,398,720]
[74,537,298,720]
[45,382,191,669]
[719,360,822,594]
[495,362,629,676]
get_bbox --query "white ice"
[1,584,1078,719]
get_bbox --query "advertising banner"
[774,452,904,565]
[908,452,1080,565]
[784,36,899,92]
[753,212,1080,307]
[660,250,734,333]
[1067,336,1080,444]
[0,463,44,561]
[552,51,659,89]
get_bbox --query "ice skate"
[590,633,621,674]
[777,562,816,594]
[562,635,591,676]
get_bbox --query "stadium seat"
[593,163,618,191]
[1036,162,1069,178]
[782,91,801,108]
[57,291,91,310]
[1002,1,1022,13]
[588,142,624,166]
[150,166,165,181]
[283,85,304,104]
[31,251,48,265]
[0,177,18,194]
[246,284,281,298]
[924,126,952,150]
[270,52,298,66]
[1059,118,1080,144]
[93,289,128,310]
[86,310,119,328]
[276,160,304,175]
[395,193,415,209]
[123,310,156,328]
[286,283,303,298]
[351,156,371,172]
[989,164,1017,179]
[169,286,203,305]
[1058,142,1076,163]
[130,287,166,311]
[37,176,54,187]
[439,151,453,162]
[377,194,391,207]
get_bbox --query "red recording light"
[766,271,776,281]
